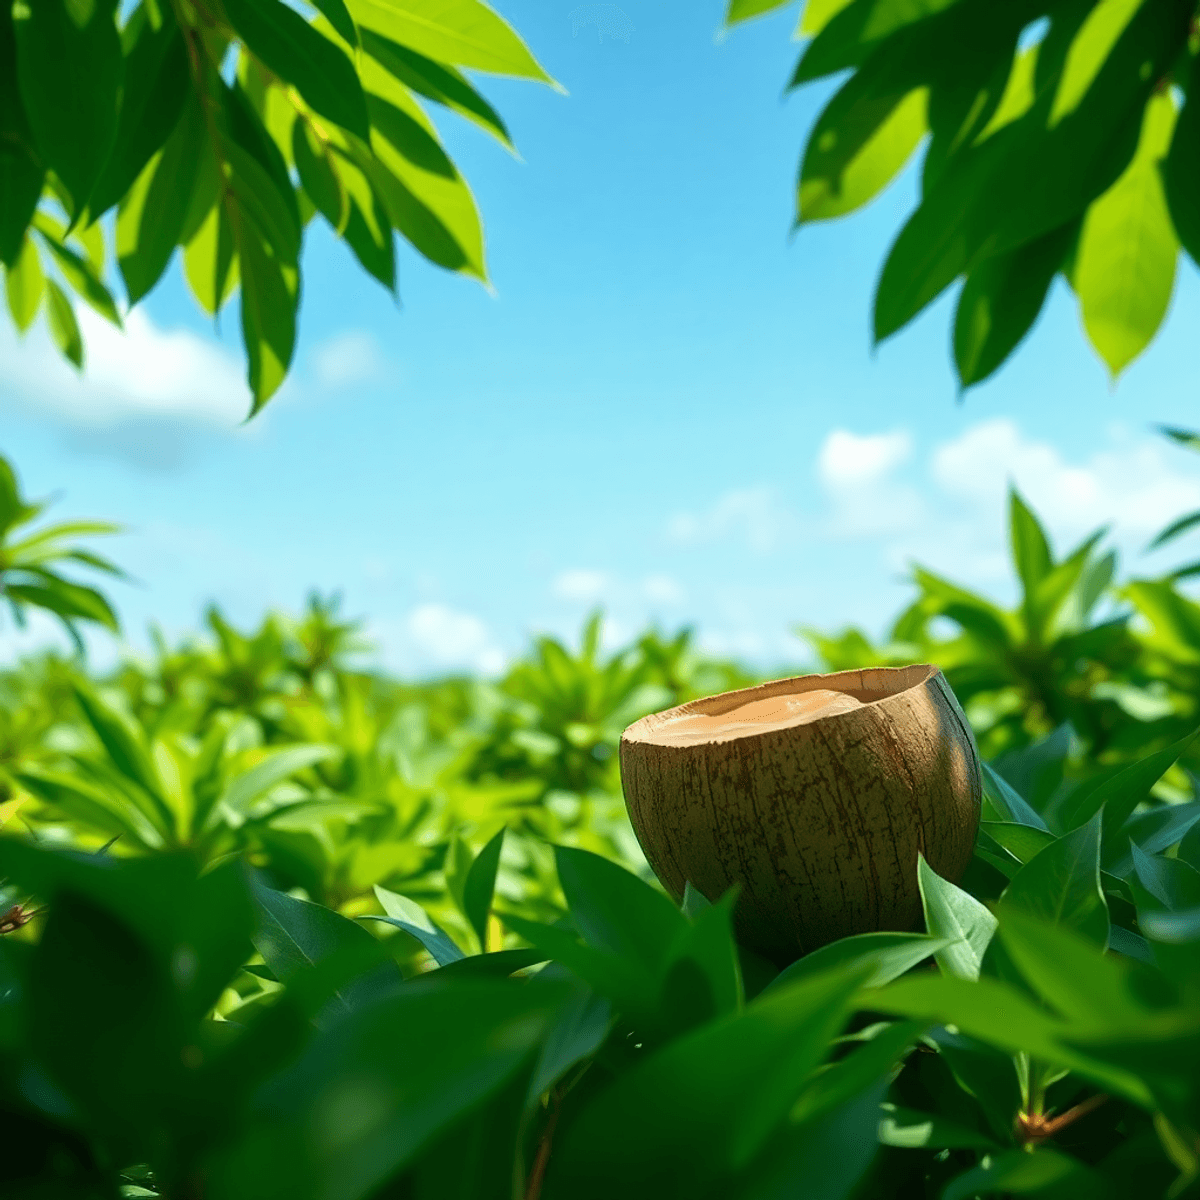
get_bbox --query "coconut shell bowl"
[619,665,982,963]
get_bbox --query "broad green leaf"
[44,278,82,368]
[681,880,712,917]
[664,892,743,1025]
[526,980,612,1100]
[995,907,1147,1028]
[73,684,163,805]
[13,0,122,214]
[368,884,465,965]
[88,6,189,216]
[4,232,42,330]
[293,119,347,231]
[4,579,118,639]
[212,978,566,1200]
[237,222,298,409]
[358,29,512,148]
[1140,906,1200,943]
[1165,51,1200,271]
[462,825,505,949]
[214,744,337,830]
[16,767,164,850]
[1001,812,1109,947]
[555,845,685,973]
[545,966,867,1196]
[798,66,927,223]
[1130,841,1200,911]
[347,0,554,83]
[799,0,855,37]
[183,186,239,317]
[871,0,1181,343]
[918,853,998,980]
[980,820,1055,866]
[877,1103,997,1150]
[0,6,44,266]
[1049,0,1144,126]
[768,930,952,991]
[311,0,358,47]
[252,876,403,1011]
[332,149,396,288]
[223,0,370,141]
[981,762,1049,830]
[118,98,204,305]
[1010,485,1053,605]
[726,0,797,26]
[35,225,121,328]
[364,92,486,277]
[1059,728,1199,835]
[1072,91,1178,377]
[955,222,1074,387]
[872,973,1152,1104]
[943,1148,1096,1200]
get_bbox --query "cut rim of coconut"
[622,664,939,748]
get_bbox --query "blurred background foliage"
[6,435,1200,944]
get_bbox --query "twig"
[1016,1093,1110,1145]
[525,1088,562,1200]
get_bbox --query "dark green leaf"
[877,1102,998,1150]
[1130,841,1200,911]
[954,222,1075,387]
[43,277,82,367]
[981,761,1049,829]
[0,5,44,267]
[293,118,346,231]
[237,220,297,410]
[117,93,203,304]
[462,825,504,949]
[35,222,121,327]
[223,0,369,140]
[943,1148,1096,1200]
[1002,812,1109,947]
[13,0,122,214]
[310,0,358,47]
[88,5,188,216]
[1164,49,1200,272]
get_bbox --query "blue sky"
[4,0,1200,675]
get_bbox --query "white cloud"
[0,304,249,427]
[552,568,610,602]
[818,429,912,489]
[310,330,385,388]
[667,485,795,552]
[398,603,506,675]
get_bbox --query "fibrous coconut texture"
[619,665,982,962]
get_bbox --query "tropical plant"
[0,453,122,648]
[729,0,1200,386]
[0,0,552,408]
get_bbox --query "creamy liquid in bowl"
[649,688,864,746]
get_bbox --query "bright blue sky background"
[4,0,1200,675]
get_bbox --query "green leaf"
[1058,727,1200,835]
[4,232,43,330]
[1010,485,1053,603]
[1162,45,1200,274]
[799,0,855,37]
[358,29,512,148]
[1072,90,1179,377]
[368,884,465,965]
[726,0,796,26]
[1130,841,1200,911]
[31,216,121,328]
[182,156,240,316]
[87,5,189,217]
[1140,906,1200,943]
[44,278,82,367]
[72,684,165,803]
[995,906,1147,1029]
[310,0,358,47]
[13,0,122,214]
[797,58,927,223]
[462,825,504,949]
[1002,812,1109,947]
[117,96,203,305]
[943,1148,1096,1200]
[332,148,396,288]
[0,5,44,267]
[213,744,337,830]
[545,966,867,1196]
[16,766,164,850]
[918,853,998,980]
[954,222,1075,388]
[1148,508,1200,551]
[347,0,554,83]
[223,0,370,141]
[364,91,485,277]
[877,1103,998,1150]
[293,119,347,231]
[252,875,403,1011]
[554,845,685,974]
[980,820,1056,867]
[237,221,298,410]
[981,762,1049,830]
[768,930,952,992]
